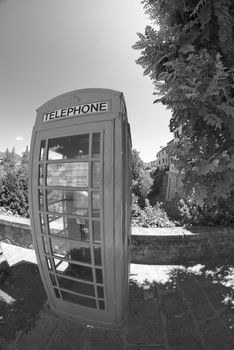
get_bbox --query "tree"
[132,149,144,196]
[139,171,153,199]
[17,146,30,216]
[20,146,29,170]
[0,147,29,217]
[132,148,144,182]
[131,148,153,207]
[148,167,165,204]
[133,0,234,208]
[1,147,16,175]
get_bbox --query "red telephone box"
[29,88,132,326]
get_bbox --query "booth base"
[48,304,127,330]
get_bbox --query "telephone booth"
[29,88,132,327]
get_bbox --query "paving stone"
[129,280,158,302]
[166,314,202,349]
[88,327,123,350]
[0,262,47,341]
[129,280,145,301]
[169,343,203,350]
[126,301,164,345]
[179,277,215,321]
[16,313,60,350]
[45,318,86,350]
[160,288,188,317]
[200,318,234,350]
[220,309,234,338]
[0,336,11,350]
[126,346,166,350]
[203,282,230,311]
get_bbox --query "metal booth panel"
[112,116,132,323]
[30,121,118,324]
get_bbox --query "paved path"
[1,244,234,349]
[1,242,37,266]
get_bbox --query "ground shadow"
[0,261,47,341]
[129,262,234,349]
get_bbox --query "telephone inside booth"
[29,88,132,326]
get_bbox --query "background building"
[166,126,184,201]
[152,125,184,201]
[155,139,174,169]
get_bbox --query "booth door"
[31,122,116,323]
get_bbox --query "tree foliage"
[131,149,153,207]
[148,167,166,204]
[132,199,174,227]
[133,0,234,206]
[0,147,29,217]
[132,149,144,182]
[132,148,144,197]
[1,147,16,174]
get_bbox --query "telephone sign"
[43,101,109,122]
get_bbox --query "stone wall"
[0,215,32,248]
[0,214,234,264]
[166,170,185,201]
[131,226,234,264]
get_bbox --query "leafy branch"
[134,0,234,205]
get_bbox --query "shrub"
[0,147,29,218]
[132,199,175,228]
[147,168,165,201]
[177,193,234,226]
[163,199,181,222]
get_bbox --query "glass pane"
[47,163,89,187]
[40,140,46,161]
[51,237,91,264]
[56,262,93,282]
[38,165,44,186]
[96,269,103,284]
[92,133,100,158]
[92,162,100,188]
[92,221,101,243]
[67,218,90,241]
[92,192,100,217]
[46,257,52,271]
[54,258,69,272]
[98,300,105,310]
[50,274,56,286]
[42,235,50,254]
[47,190,67,213]
[38,189,44,210]
[73,191,89,215]
[54,288,60,298]
[48,215,66,237]
[94,247,102,266]
[48,215,89,241]
[48,134,89,160]
[58,276,95,296]
[61,291,96,308]
[97,286,104,298]
[39,214,46,233]
[47,190,89,217]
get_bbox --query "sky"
[0,0,173,162]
